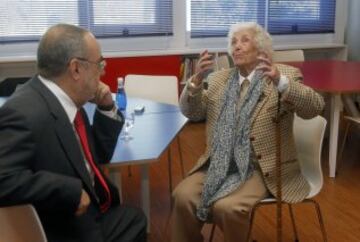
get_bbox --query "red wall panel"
[101,55,182,92]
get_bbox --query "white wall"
[346,0,360,60]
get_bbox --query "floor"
[119,121,360,242]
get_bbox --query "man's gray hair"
[37,24,89,79]
[227,22,273,58]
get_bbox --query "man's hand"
[75,189,90,216]
[192,50,215,86]
[256,56,280,85]
[93,81,114,109]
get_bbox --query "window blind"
[0,0,84,42]
[0,0,172,43]
[268,0,336,34]
[190,0,266,38]
[190,0,336,38]
[90,0,172,37]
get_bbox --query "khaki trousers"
[171,169,268,242]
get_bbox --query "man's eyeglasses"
[76,57,106,70]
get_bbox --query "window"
[0,0,346,58]
[0,0,172,43]
[189,0,336,38]
[268,0,336,34]
[190,0,266,38]
[0,0,81,42]
[90,0,172,37]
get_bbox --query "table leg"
[329,94,341,177]
[140,164,150,233]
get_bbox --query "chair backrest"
[0,204,47,242]
[124,75,179,106]
[293,115,327,198]
[273,50,304,62]
[215,54,231,70]
[0,77,30,97]
[342,94,360,118]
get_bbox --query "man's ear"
[68,58,82,81]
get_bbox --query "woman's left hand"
[256,56,280,85]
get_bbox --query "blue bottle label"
[116,89,127,111]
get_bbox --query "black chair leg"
[246,202,260,242]
[305,199,328,242]
[288,204,300,242]
[338,121,351,171]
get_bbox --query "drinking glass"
[120,112,135,141]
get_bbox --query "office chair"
[338,95,360,162]
[215,53,231,70]
[273,50,304,62]
[209,115,327,242]
[0,77,30,97]
[0,204,47,242]
[124,74,186,204]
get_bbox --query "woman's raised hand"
[192,50,215,86]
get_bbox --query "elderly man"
[0,24,146,242]
[171,22,324,242]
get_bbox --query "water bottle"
[116,77,127,111]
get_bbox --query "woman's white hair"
[227,22,273,59]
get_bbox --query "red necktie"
[74,111,111,213]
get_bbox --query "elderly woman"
[171,22,324,242]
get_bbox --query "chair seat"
[308,180,321,198]
[260,180,319,204]
[0,204,47,242]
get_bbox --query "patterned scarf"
[197,69,265,221]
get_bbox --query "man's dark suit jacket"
[0,76,124,241]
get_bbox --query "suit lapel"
[30,77,96,197]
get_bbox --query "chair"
[215,53,231,70]
[273,50,304,62]
[124,74,186,203]
[0,77,30,97]
[339,95,360,161]
[0,204,47,242]
[125,75,179,106]
[209,115,328,242]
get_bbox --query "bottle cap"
[117,77,124,88]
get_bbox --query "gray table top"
[84,98,188,166]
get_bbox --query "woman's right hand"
[193,50,215,86]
